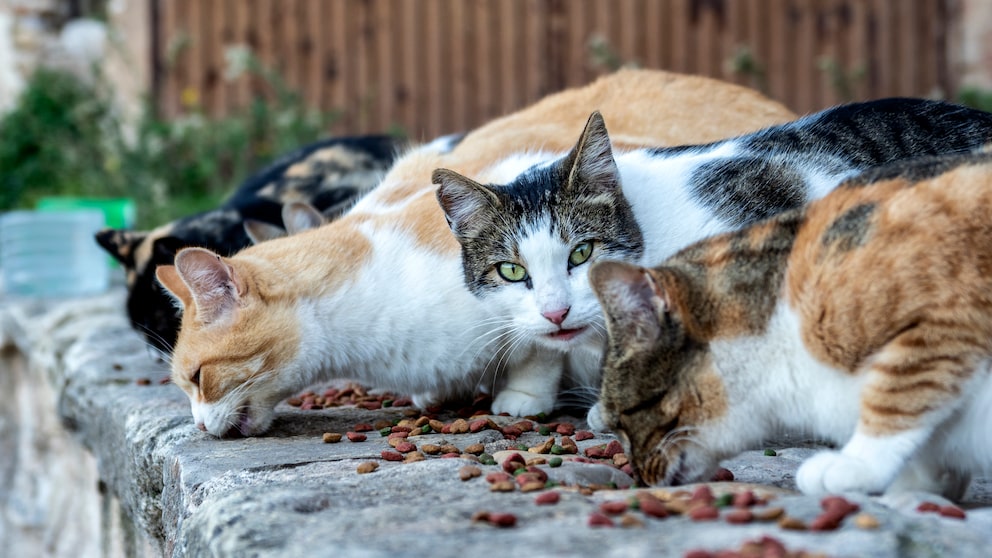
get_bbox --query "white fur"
[687,302,992,497]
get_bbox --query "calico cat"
[589,149,992,498]
[434,98,992,418]
[155,68,797,436]
[96,134,407,353]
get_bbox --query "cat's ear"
[155,264,191,309]
[564,111,620,194]
[94,228,147,268]
[283,201,325,234]
[433,168,501,237]
[168,247,245,325]
[590,260,671,349]
[244,220,286,244]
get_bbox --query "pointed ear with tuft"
[169,247,245,325]
[590,260,672,351]
[563,111,621,195]
[433,168,502,238]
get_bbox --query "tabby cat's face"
[435,112,645,352]
[590,260,732,485]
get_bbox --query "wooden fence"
[152,0,956,142]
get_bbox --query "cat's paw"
[796,450,890,495]
[411,391,438,410]
[585,403,608,432]
[491,389,554,417]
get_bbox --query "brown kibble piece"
[777,515,807,530]
[421,444,442,455]
[428,419,446,433]
[404,452,426,463]
[619,514,644,528]
[488,512,517,528]
[469,419,489,432]
[520,481,545,492]
[560,436,578,454]
[486,471,513,483]
[637,494,669,519]
[450,419,470,434]
[853,513,880,529]
[529,437,556,454]
[489,481,516,492]
[322,432,342,443]
[459,465,483,481]
[710,467,735,482]
[356,462,378,474]
[751,507,785,521]
[464,443,485,455]
[135,378,151,386]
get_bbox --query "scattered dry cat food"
[709,468,735,482]
[394,441,417,453]
[356,461,378,474]
[345,432,367,442]
[619,514,644,528]
[464,443,485,455]
[588,512,615,527]
[777,515,807,530]
[636,494,669,519]
[486,512,517,528]
[809,496,860,531]
[688,505,720,521]
[353,423,374,432]
[684,535,816,558]
[322,432,342,443]
[381,450,404,462]
[724,509,753,524]
[939,505,966,519]
[751,507,785,522]
[574,430,595,441]
[459,465,482,481]
[535,491,560,505]
[135,378,152,386]
[599,501,629,515]
[853,513,880,529]
[489,481,516,493]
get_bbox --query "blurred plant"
[726,45,768,94]
[956,86,992,113]
[818,56,865,103]
[587,35,639,72]
[0,45,339,227]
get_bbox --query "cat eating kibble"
[434,98,992,418]
[155,69,797,436]
[590,150,992,499]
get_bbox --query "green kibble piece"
[392,418,401,426]
[550,445,565,455]
[382,399,393,408]
[537,412,548,421]
[513,467,528,476]
[627,497,640,510]
[715,493,734,507]
[420,424,432,434]
[538,426,551,436]
[479,453,497,466]
[379,427,392,437]
[549,456,563,468]
[545,480,559,488]
[517,444,528,451]
[764,449,777,457]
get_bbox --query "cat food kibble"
[724,509,753,524]
[853,513,880,529]
[345,432,367,442]
[573,430,595,441]
[599,501,628,515]
[939,505,966,519]
[322,432,342,443]
[356,462,378,474]
[381,450,404,462]
[534,492,560,505]
[459,465,482,481]
[687,505,720,521]
[587,512,614,527]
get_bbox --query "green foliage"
[956,86,992,113]
[0,52,337,228]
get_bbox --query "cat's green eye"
[569,241,593,267]
[497,262,528,282]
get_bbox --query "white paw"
[585,403,608,432]
[491,389,554,417]
[411,391,438,410]
[796,450,890,495]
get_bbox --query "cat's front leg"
[796,429,930,495]
[491,348,563,417]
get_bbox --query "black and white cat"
[434,98,992,419]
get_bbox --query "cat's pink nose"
[196,422,207,432]
[542,307,570,325]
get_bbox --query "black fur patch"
[821,202,876,253]
[689,157,808,228]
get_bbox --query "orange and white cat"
[156,69,795,437]
[591,150,992,498]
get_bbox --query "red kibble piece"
[515,473,543,487]
[441,452,462,458]
[441,424,452,434]
[469,419,489,432]
[574,430,595,441]
[387,432,409,440]
[501,453,527,474]
[555,423,575,436]
[391,425,413,433]
[603,440,624,457]
[488,513,517,528]
[688,505,720,521]
[381,450,404,461]
[599,501,628,515]
[724,509,753,524]
[939,505,966,519]
[135,378,151,386]
[535,492,560,505]
[501,426,523,439]
[345,432,367,442]
[486,471,513,484]
[588,512,615,527]
[513,420,534,432]
[158,376,172,385]
[637,495,669,518]
[809,514,842,531]
[917,501,941,513]
[353,423,374,432]
[691,485,715,505]
[732,490,756,508]
[525,466,548,483]
[395,442,417,453]
[359,401,382,410]
[621,464,635,477]
[821,496,859,515]
[710,467,735,482]
[584,446,606,459]
[391,397,412,407]
[300,402,315,411]
[683,551,713,558]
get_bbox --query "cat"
[96,134,408,353]
[154,68,798,437]
[433,98,992,418]
[589,148,992,499]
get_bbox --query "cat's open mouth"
[547,326,587,342]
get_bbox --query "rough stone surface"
[2,287,992,557]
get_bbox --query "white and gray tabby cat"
[434,98,992,418]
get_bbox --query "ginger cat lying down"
[156,69,795,436]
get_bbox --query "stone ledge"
[2,287,992,557]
